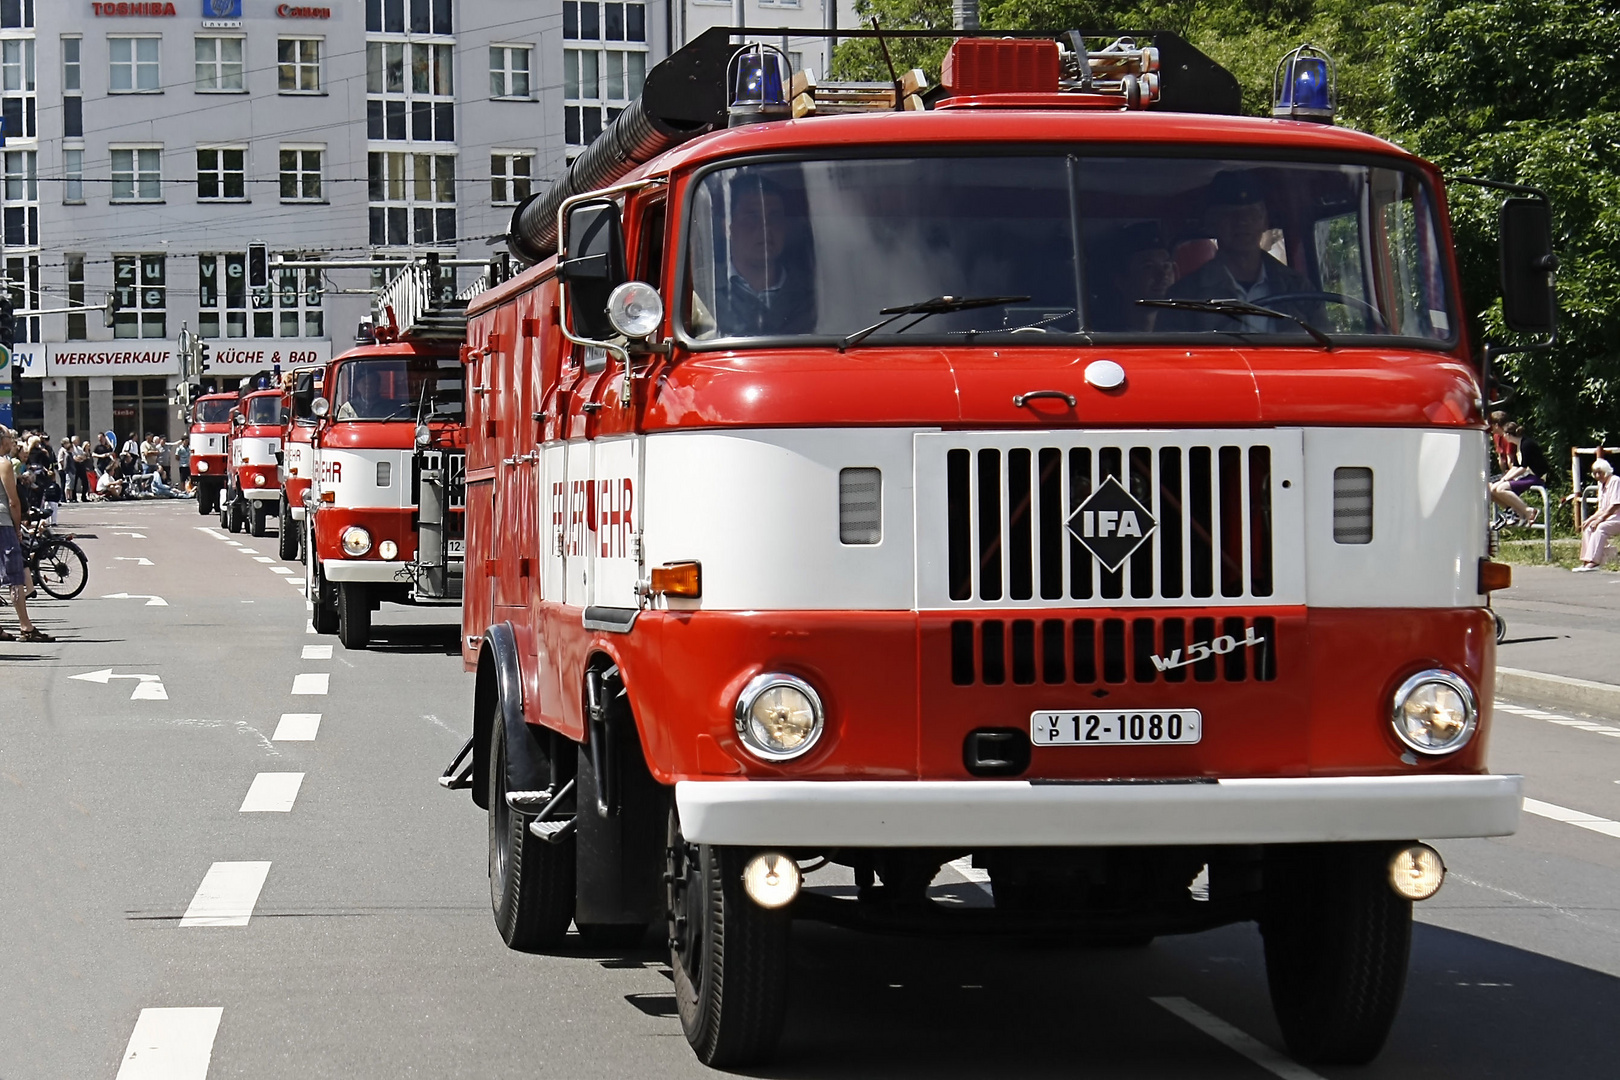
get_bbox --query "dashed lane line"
[1496,701,1620,738]
[252,556,274,563]
[1522,798,1620,840]
[270,566,295,575]
[302,644,333,660]
[291,673,328,695]
[1152,997,1324,1080]
[272,713,321,741]
[115,1007,223,1080]
[238,548,260,555]
[179,862,271,928]
[239,773,305,813]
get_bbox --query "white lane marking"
[115,556,156,566]
[1497,699,1620,737]
[270,566,295,575]
[69,669,167,700]
[272,713,321,740]
[1153,997,1324,1080]
[195,526,228,539]
[115,1007,223,1080]
[100,592,168,607]
[239,772,305,812]
[301,644,333,660]
[179,862,272,927]
[113,531,147,538]
[253,556,274,563]
[306,621,317,634]
[291,673,328,695]
[238,548,260,554]
[945,856,993,897]
[1522,798,1620,840]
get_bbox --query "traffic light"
[0,295,15,351]
[198,341,212,373]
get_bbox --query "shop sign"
[10,345,49,378]
[276,3,331,16]
[207,339,333,375]
[203,0,243,26]
[92,2,178,15]
[32,343,181,377]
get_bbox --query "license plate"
[1030,710,1202,746]
[446,539,464,557]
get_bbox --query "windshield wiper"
[839,294,1030,352]
[1136,297,1334,351]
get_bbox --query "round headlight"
[252,473,266,486]
[340,525,372,557]
[378,539,398,560]
[734,673,825,761]
[606,280,664,339]
[195,459,209,473]
[1390,669,1477,755]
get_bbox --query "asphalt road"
[6,501,1620,1079]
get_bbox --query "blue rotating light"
[1272,44,1336,123]
[727,43,791,127]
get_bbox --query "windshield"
[330,356,464,422]
[684,155,1455,346]
[195,400,233,424]
[245,395,283,425]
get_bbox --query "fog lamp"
[1388,844,1445,900]
[742,852,801,909]
[1391,669,1476,755]
[340,525,372,557]
[734,673,824,761]
[195,459,209,473]
[606,281,664,339]
[378,539,398,560]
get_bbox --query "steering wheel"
[1263,291,1389,331]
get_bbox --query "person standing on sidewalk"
[1575,458,1620,572]
[0,426,54,642]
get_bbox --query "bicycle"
[18,511,89,601]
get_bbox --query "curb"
[1496,666,1620,717]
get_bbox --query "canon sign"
[276,3,331,15]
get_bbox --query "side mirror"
[230,410,243,425]
[311,396,330,419]
[560,200,627,341]
[1499,197,1557,336]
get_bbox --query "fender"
[475,622,555,810]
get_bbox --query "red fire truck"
[220,385,285,537]
[278,364,323,561]
[187,391,236,515]
[443,30,1555,1068]
[304,267,468,649]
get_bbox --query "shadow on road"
[365,623,462,656]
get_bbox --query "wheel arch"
[475,621,554,810]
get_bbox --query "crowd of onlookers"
[1488,411,1620,572]
[2,427,193,515]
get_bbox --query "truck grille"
[919,431,1301,609]
[416,450,467,510]
[949,615,1278,686]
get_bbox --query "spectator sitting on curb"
[1491,422,1546,526]
[1576,458,1620,572]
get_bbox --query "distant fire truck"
[304,264,468,649]
[441,29,1555,1068]
[220,382,285,537]
[187,391,236,515]
[278,364,323,561]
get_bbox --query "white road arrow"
[69,669,168,700]
[100,592,168,607]
[115,557,155,566]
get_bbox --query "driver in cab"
[335,365,405,420]
[714,177,815,337]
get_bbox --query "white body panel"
[590,436,642,609]
[189,432,225,458]
[284,441,311,486]
[232,436,281,467]
[309,447,412,511]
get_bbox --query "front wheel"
[668,809,789,1068]
[277,497,298,560]
[311,562,338,635]
[489,713,575,950]
[337,582,371,649]
[34,540,89,600]
[249,501,268,538]
[1261,844,1412,1065]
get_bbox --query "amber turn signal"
[651,561,702,598]
[1478,558,1512,593]
[320,490,335,503]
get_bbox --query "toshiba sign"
[92,2,178,13]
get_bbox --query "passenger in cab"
[1091,222,1178,332]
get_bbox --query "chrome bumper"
[674,774,1523,847]
[322,559,408,583]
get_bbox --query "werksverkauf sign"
[37,344,181,377]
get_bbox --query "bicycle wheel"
[34,539,89,600]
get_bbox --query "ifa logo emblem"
[1066,475,1157,572]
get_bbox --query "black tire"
[277,498,298,560]
[489,714,576,950]
[668,809,789,1068]
[249,501,268,538]
[34,540,89,600]
[337,582,371,649]
[197,489,211,515]
[311,562,338,635]
[1261,844,1412,1065]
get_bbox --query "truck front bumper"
[674,773,1522,847]
[323,559,408,583]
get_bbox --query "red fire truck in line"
[442,29,1554,1068]
[187,391,236,515]
[278,364,323,561]
[219,383,285,537]
[304,266,468,649]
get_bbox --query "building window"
[110,36,161,94]
[366,41,454,142]
[490,151,532,206]
[489,44,531,99]
[3,148,36,246]
[66,253,85,340]
[111,147,162,202]
[113,378,171,444]
[278,38,321,93]
[366,0,452,35]
[113,254,165,338]
[279,147,323,202]
[275,261,324,338]
[1,0,33,29]
[197,147,246,201]
[62,35,81,137]
[563,2,646,149]
[198,252,248,338]
[2,37,35,140]
[66,380,90,436]
[195,35,244,92]
[64,148,83,203]
[201,252,323,338]
[368,151,455,246]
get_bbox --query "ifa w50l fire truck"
[278,365,324,561]
[304,265,468,650]
[220,384,285,537]
[441,30,1556,1067]
[187,391,237,514]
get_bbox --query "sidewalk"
[1494,564,1620,715]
